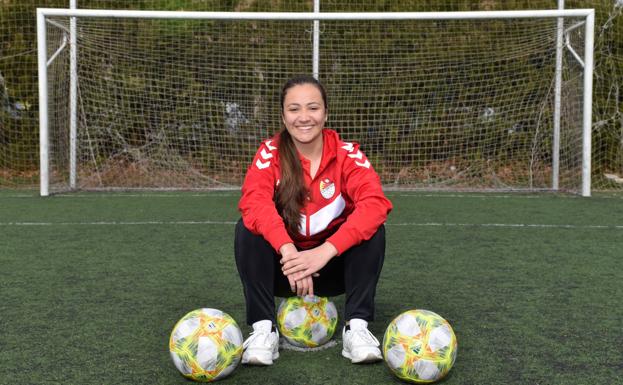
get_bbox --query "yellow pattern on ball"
[277,295,338,348]
[169,308,243,382]
[383,309,457,384]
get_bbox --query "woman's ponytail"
[275,130,307,235]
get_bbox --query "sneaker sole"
[342,349,382,364]
[242,351,280,366]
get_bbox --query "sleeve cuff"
[265,228,294,254]
[326,232,356,256]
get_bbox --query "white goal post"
[37,8,595,196]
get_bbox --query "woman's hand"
[279,243,299,293]
[280,242,338,282]
[294,275,315,297]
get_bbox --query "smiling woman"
[234,74,393,367]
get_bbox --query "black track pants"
[234,219,385,325]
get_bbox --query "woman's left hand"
[294,275,315,297]
[281,242,338,281]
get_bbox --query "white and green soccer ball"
[383,309,457,383]
[169,308,243,382]
[277,295,338,348]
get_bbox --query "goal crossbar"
[37,8,594,21]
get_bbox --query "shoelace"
[349,328,380,347]
[243,330,274,349]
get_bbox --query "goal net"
[38,9,594,195]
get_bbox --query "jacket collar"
[297,129,338,177]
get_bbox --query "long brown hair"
[275,75,328,235]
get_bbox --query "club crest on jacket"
[319,178,335,199]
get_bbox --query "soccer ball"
[277,295,338,348]
[169,308,243,382]
[383,309,457,383]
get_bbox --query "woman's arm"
[326,143,392,254]
[238,140,293,252]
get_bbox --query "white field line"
[3,192,623,200]
[0,220,238,226]
[388,222,623,229]
[2,193,240,198]
[0,220,621,229]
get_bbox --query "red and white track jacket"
[239,129,392,255]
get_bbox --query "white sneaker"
[341,319,383,364]
[242,320,280,365]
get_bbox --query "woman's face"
[282,83,327,148]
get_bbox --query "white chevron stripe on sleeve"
[355,160,370,168]
[255,159,270,169]
[341,142,354,152]
[260,148,273,160]
[265,140,277,151]
[347,150,363,160]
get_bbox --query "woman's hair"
[275,75,328,235]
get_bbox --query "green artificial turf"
[0,191,621,384]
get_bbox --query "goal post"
[36,8,595,196]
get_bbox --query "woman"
[235,75,392,366]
